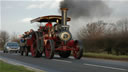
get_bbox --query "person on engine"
[44,22,53,45]
[45,22,52,28]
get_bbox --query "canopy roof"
[31,15,71,23]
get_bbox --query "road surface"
[0,51,128,72]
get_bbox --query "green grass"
[83,52,128,61]
[0,60,35,72]
[0,48,3,51]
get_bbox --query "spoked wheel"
[73,41,83,59]
[45,40,55,59]
[59,51,71,58]
[38,32,44,56]
[31,41,41,57]
[31,32,42,57]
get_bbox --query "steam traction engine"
[21,8,83,59]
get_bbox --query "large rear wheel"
[31,32,42,57]
[31,41,41,57]
[38,32,44,56]
[45,40,55,59]
[73,41,83,59]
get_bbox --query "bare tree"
[0,31,10,49]
[116,18,128,33]
[78,19,128,55]
[78,20,106,40]
[78,20,107,52]
[10,32,20,43]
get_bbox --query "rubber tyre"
[3,50,5,53]
[15,51,17,53]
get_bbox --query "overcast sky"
[0,0,128,36]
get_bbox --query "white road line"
[84,63,128,71]
[53,59,72,63]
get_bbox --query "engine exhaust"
[61,8,68,26]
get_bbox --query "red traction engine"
[22,8,83,59]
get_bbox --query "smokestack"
[61,8,68,25]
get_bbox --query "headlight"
[59,31,72,41]
[18,47,20,50]
[6,46,10,49]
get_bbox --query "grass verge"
[0,60,39,72]
[0,48,3,51]
[83,52,128,61]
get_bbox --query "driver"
[45,22,52,28]
[44,22,53,45]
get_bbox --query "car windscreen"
[7,43,19,47]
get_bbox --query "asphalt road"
[0,51,128,72]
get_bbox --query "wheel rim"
[45,42,51,58]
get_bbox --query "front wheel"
[15,51,17,53]
[45,40,55,59]
[3,50,5,53]
[59,51,71,58]
[73,41,83,59]
[30,32,42,57]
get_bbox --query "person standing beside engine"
[20,34,26,55]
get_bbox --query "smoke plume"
[60,0,112,18]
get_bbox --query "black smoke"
[60,0,112,18]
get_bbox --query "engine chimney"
[61,8,68,25]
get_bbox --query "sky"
[0,0,128,37]
[0,0,62,36]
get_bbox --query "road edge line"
[84,63,128,71]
